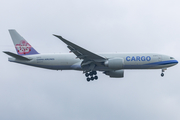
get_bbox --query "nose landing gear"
[161,73,164,77]
[161,68,166,77]
[85,71,98,82]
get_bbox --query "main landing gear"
[85,71,98,82]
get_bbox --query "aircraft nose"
[175,59,178,64]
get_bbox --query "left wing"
[53,35,106,71]
[53,35,106,62]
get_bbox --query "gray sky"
[0,0,180,120]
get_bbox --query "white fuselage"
[8,53,178,71]
[5,29,178,80]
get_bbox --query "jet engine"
[104,58,124,70]
[104,70,124,78]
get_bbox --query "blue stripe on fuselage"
[145,60,178,65]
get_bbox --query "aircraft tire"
[90,72,94,76]
[87,78,90,82]
[92,71,97,75]
[85,73,89,77]
[161,73,164,77]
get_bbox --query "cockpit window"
[170,57,174,59]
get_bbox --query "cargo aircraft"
[3,30,178,81]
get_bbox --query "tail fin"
[9,29,39,55]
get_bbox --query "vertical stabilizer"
[9,29,39,55]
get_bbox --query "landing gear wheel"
[85,73,89,77]
[91,77,94,81]
[92,71,97,75]
[94,76,98,80]
[161,73,164,77]
[89,72,93,76]
[87,78,90,82]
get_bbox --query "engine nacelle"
[104,58,124,70]
[104,70,124,78]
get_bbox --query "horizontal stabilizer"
[3,51,31,61]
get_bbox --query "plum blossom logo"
[15,40,31,54]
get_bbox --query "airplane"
[3,29,178,82]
